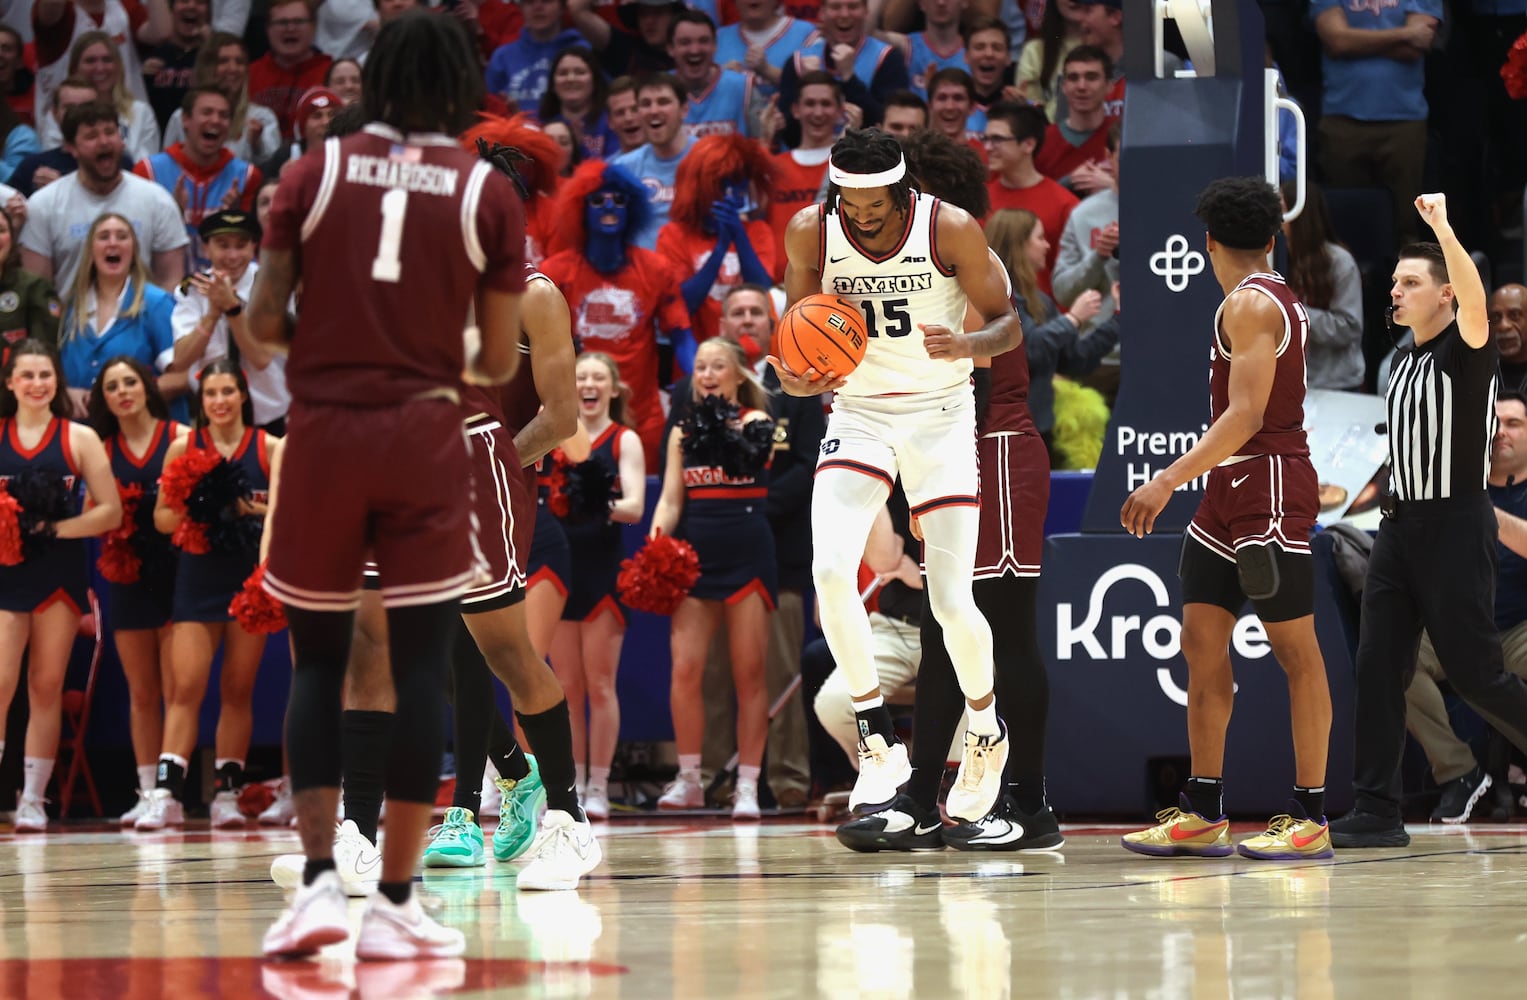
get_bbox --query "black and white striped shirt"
[1385,320,1499,501]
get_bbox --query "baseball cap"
[295,87,342,133]
[199,209,263,244]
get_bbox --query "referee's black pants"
[1353,493,1527,816]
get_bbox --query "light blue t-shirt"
[684,69,753,140]
[1309,0,1443,121]
[611,134,699,250]
[907,32,967,97]
[716,18,818,99]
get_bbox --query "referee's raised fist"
[1415,193,1449,228]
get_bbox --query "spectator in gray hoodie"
[1053,119,1118,322]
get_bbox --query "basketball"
[776,294,869,376]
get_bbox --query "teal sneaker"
[492,755,547,862]
[422,806,485,868]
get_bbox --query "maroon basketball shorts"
[460,414,533,612]
[264,398,476,611]
[1182,453,1319,622]
[973,431,1049,580]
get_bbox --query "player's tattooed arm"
[249,248,298,347]
[923,206,1023,361]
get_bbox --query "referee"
[1333,194,1527,847]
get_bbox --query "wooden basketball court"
[2,817,1521,998]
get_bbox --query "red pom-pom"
[546,461,570,518]
[97,482,144,583]
[0,482,22,567]
[617,533,701,615]
[230,563,287,634]
[1504,32,1527,100]
[172,520,211,554]
[160,447,221,512]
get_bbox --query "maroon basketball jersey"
[981,343,1039,437]
[265,125,527,408]
[1209,272,1310,458]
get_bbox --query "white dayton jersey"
[819,191,971,397]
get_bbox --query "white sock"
[160,752,189,771]
[737,765,761,787]
[588,765,611,791]
[851,693,885,712]
[22,758,54,802]
[574,762,588,792]
[678,754,701,778]
[137,764,157,791]
[966,702,999,737]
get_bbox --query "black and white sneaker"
[1432,767,1492,824]
[836,794,945,853]
[944,796,1066,852]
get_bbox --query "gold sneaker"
[1236,814,1334,860]
[1121,804,1232,857]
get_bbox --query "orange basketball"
[776,294,869,377]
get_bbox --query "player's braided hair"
[898,129,990,218]
[825,128,913,216]
[362,12,483,137]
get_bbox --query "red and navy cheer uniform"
[678,409,776,606]
[558,422,626,624]
[172,427,270,623]
[0,417,87,614]
[105,421,178,629]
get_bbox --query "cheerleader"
[86,357,188,825]
[0,339,121,832]
[649,339,775,820]
[548,352,646,819]
[138,358,284,830]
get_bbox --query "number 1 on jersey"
[371,189,408,283]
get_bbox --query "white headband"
[828,154,906,188]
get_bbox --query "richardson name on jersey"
[831,273,934,295]
[345,155,460,196]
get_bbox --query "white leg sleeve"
[919,503,995,701]
[811,468,890,698]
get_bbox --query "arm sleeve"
[149,290,177,371]
[1050,214,1106,305]
[18,188,55,257]
[1056,314,1120,375]
[25,276,61,348]
[1304,245,1364,349]
[0,126,39,185]
[171,287,205,345]
[1017,293,1077,375]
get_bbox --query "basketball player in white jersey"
[771,128,1023,822]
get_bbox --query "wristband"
[224,302,244,317]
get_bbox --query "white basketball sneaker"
[516,810,602,891]
[732,779,761,821]
[850,734,912,813]
[583,784,610,821]
[945,724,1009,823]
[355,892,466,961]
[657,772,704,810]
[210,791,247,829]
[119,789,151,827]
[271,821,381,898]
[258,779,295,826]
[13,796,47,833]
[134,788,185,831]
[262,869,350,958]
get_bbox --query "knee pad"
[1235,543,1281,602]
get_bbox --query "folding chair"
[57,588,104,818]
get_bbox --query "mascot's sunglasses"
[587,193,628,207]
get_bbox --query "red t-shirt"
[1033,121,1112,185]
[767,151,827,284]
[985,175,1078,295]
[655,218,776,344]
[265,127,527,408]
[248,50,334,141]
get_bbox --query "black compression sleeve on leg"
[979,576,1049,805]
[906,590,967,812]
[382,601,458,804]
[448,621,493,815]
[517,699,586,821]
[341,709,393,843]
[285,607,356,793]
